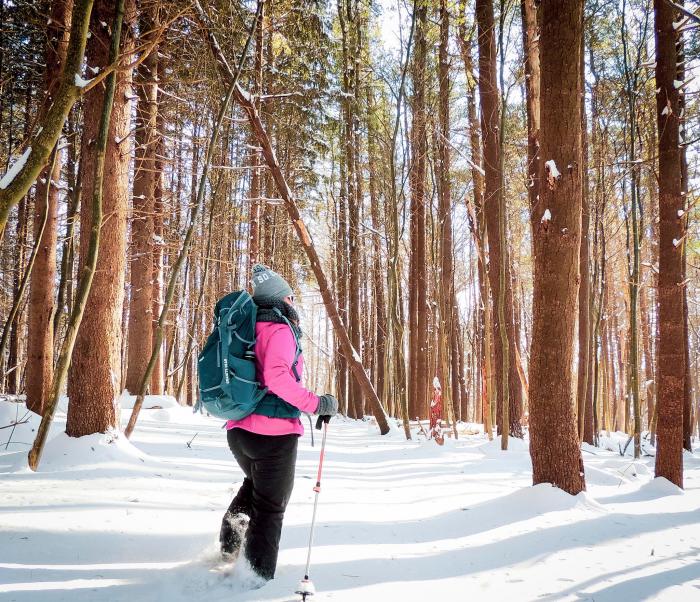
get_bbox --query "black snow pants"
[223,428,298,580]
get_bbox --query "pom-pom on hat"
[250,263,294,302]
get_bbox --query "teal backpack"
[196,291,302,420]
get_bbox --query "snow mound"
[34,431,149,471]
[594,458,651,481]
[0,399,41,452]
[639,476,684,497]
[478,435,529,457]
[498,483,591,514]
[584,464,629,486]
[119,392,180,410]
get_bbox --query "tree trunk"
[476,0,519,437]
[66,0,134,437]
[528,0,586,495]
[366,82,386,400]
[577,24,592,444]
[247,0,265,275]
[6,194,29,393]
[653,0,685,488]
[125,5,158,393]
[437,0,458,437]
[53,110,81,338]
[407,0,428,421]
[25,0,73,415]
[521,0,540,212]
[150,119,165,395]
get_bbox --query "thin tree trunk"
[476,0,519,435]
[6,194,29,393]
[408,0,428,421]
[126,5,159,393]
[366,83,386,400]
[437,0,458,438]
[521,0,540,212]
[24,0,73,415]
[54,111,81,338]
[247,0,265,274]
[150,117,165,395]
[577,24,592,444]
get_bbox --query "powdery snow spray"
[296,414,331,600]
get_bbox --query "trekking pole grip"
[315,414,331,430]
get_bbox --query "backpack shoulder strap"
[272,308,302,383]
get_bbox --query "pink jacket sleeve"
[262,325,319,413]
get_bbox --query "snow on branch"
[0,148,32,190]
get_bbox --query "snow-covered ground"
[1,399,699,601]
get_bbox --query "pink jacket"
[226,321,319,436]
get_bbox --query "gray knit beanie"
[250,263,293,302]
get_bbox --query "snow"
[118,392,179,410]
[2,401,700,601]
[0,146,31,190]
[662,105,671,116]
[545,159,560,179]
[673,238,681,247]
[74,73,94,88]
[678,209,685,217]
[541,208,552,222]
[673,79,683,89]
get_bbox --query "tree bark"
[247,0,265,275]
[521,0,540,213]
[149,115,165,395]
[528,0,586,495]
[408,0,428,421]
[6,194,29,393]
[66,0,134,437]
[366,83,386,400]
[476,0,520,437]
[577,25,592,444]
[125,4,159,393]
[24,0,73,416]
[653,0,685,488]
[437,0,458,438]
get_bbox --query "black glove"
[316,393,338,417]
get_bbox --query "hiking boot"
[219,512,250,560]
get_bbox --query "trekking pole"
[295,415,331,600]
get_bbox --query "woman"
[220,264,338,581]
